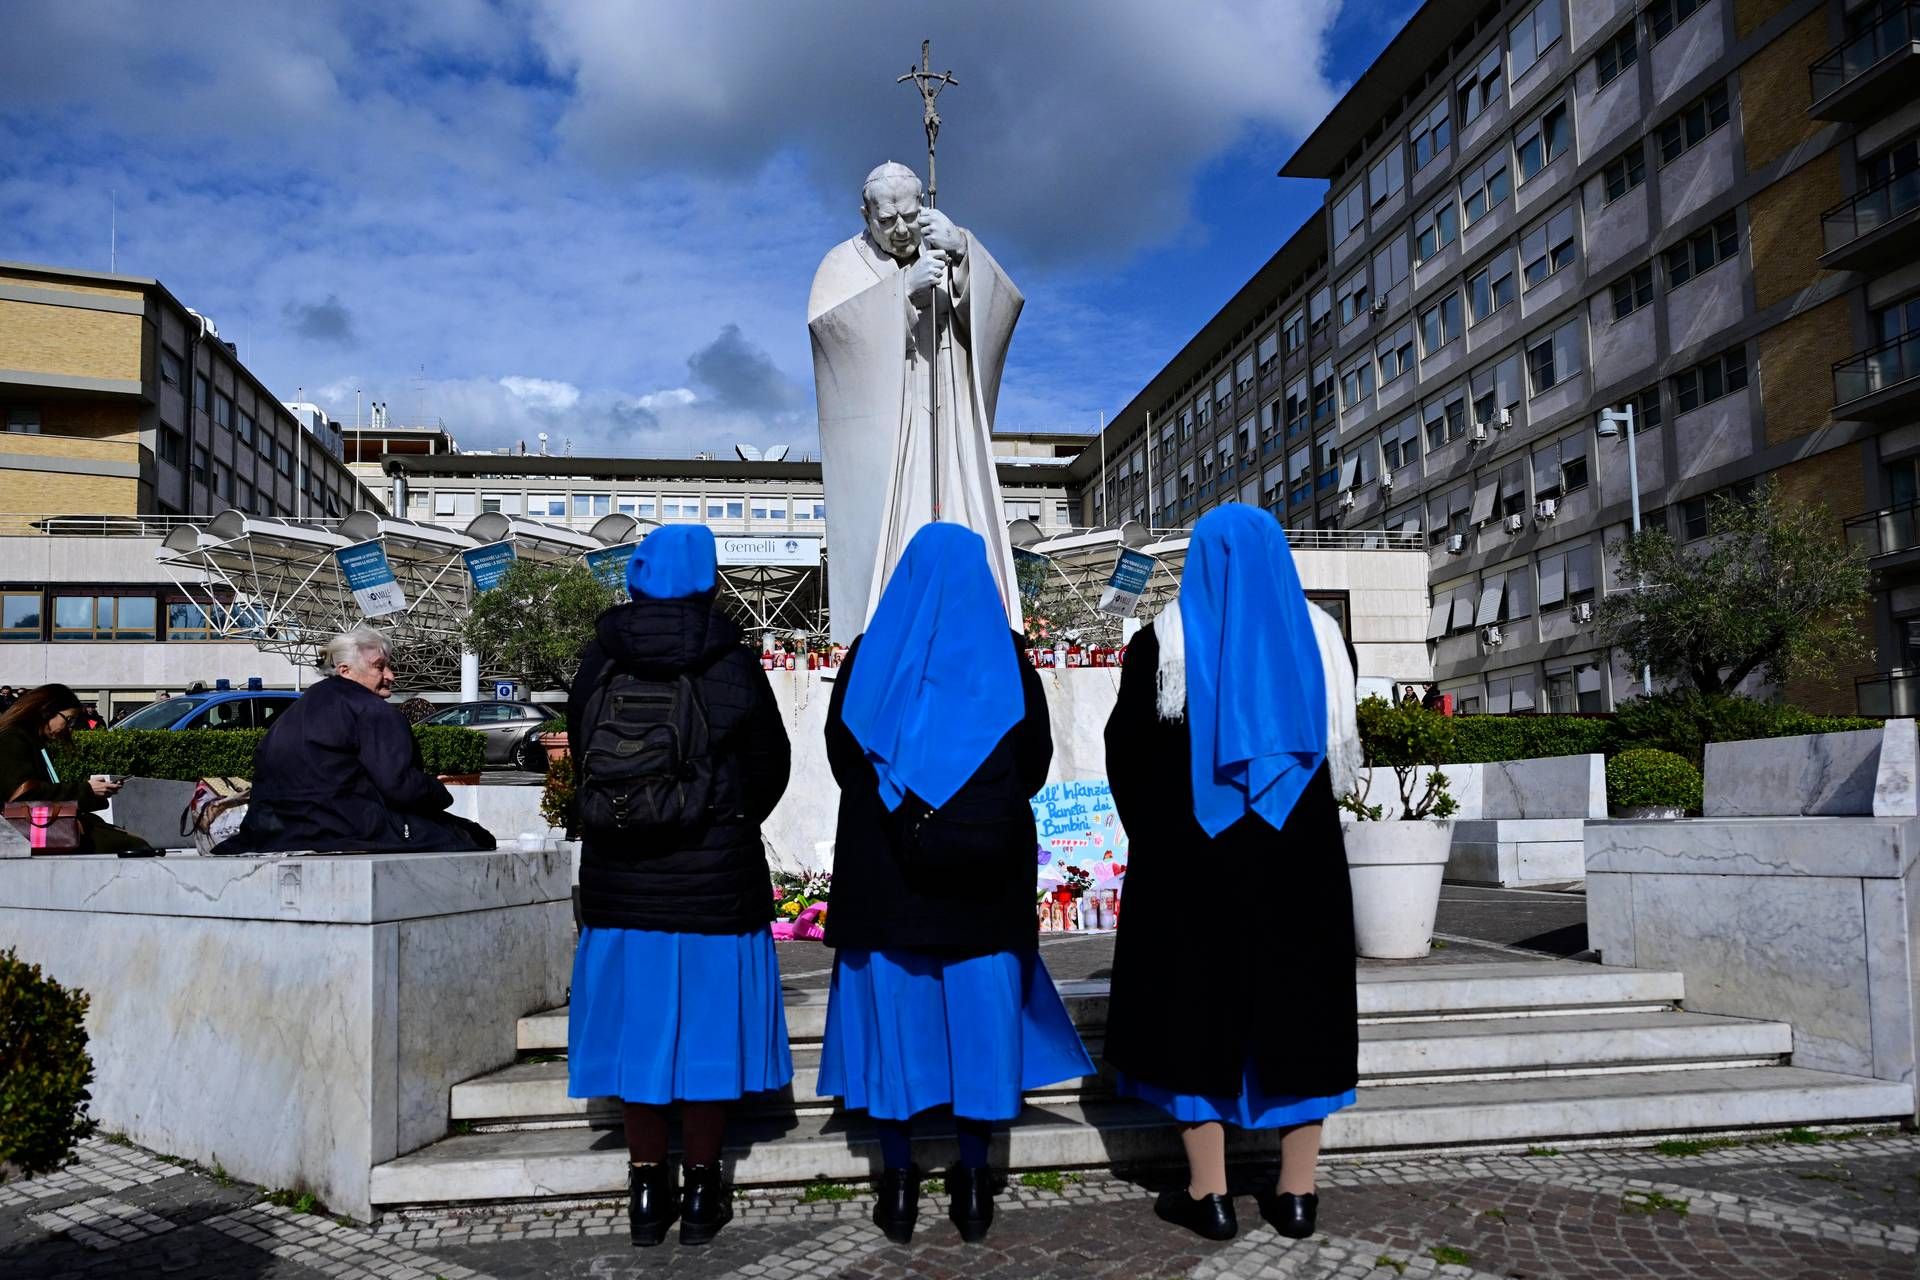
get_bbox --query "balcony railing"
[1833,332,1920,410]
[1821,170,1920,254]
[1857,668,1920,717]
[1842,500,1920,558]
[1809,2,1920,112]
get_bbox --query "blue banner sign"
[334,541,407,618]
[462,541,517,593]
[1097,547,1155,618]
[585,541,640,601]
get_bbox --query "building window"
[191,446,209,486]
[277,445,293,477]
[1214,372,1234,408]
[158,424,184,466]
[751,497,789,522]
[1415,198,1459,261]
[236,412,254,444]
[1621,385,1664,433]
[1519,204,1578,288]
[1369,147,1405,208]
[1509,0,1565,81]
[1611,265,1655,319]
[1378,326,1416,384]
[1533,433,1589,500]
[1467,256,1516,324]
[1664,213,1739,286]
[1256,330,1279,371]
[1312,360,1336,422]
[214,463,233,503]
[1420,293,1463,354]
[1547,661,1606,712]
[1337,270,1372,325]
[528,492,566,518]
[258,434,275,468]
[237,479,254,510]
[165,601,221,641]
[1308,286,1332,335]
[1,591,43,641]
[1515,101,1570,183]
[435,491,478,518]
[1424,393,1467,449]
[1648,0,1704,42]
[1341,358,1376,407]
[194,377,210,414]
[1526,319,1585,395]
[1411,97,1451,170]
[1673,347,1749,412]
[1602,149,1646,206]
[52,594,157,641]
[1382,414,1421,472]
[1374,234,1410,291]
[1461,148,1512,226]
[160,348,183,387]
[1197,393,1213,427]
[1595,25,1638,87]
[1537,541,1596,609]
[1657,84,1731,165]
[1282,307,1306,354]
[4,406,40,434]
[213,392,233,429]
[1332,180,1367,245]
[1457,41,1504,125]
[566,493,608,519]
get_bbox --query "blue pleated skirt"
[1116,1057,1356,1130]
[567,926,794,1105]
[817,949,1095,1121]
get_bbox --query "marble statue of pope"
[808,161,1024,643]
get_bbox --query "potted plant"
[539,754,574,831]
[1342,698,1460,959]
[1606,748,1701,819]
[536,717,570,765]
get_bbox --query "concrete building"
[1066,0,1919,714]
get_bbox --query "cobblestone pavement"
[6,1129,1915,1278]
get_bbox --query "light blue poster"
[585,541,639,601]
[334,541,407,618]
[462,542,517,593]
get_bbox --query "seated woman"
[216,628,493,853]
[0,683,145,852]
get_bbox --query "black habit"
[821,629,1051,956]
[217,675,493,854]
[1101,624,1359,1100]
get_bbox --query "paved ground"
[6,1129,1914,1278]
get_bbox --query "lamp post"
[1598,404,1653,695]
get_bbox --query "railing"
[1833,332,1920,407]
[1822,169,1920,252]
[1809,1,1919,103]
[1857,669,1920,717]
[1843,501,1920,557]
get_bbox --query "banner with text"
[462,541,517,593]
[1097,548,1155,618]
[1030,777,1128,888]
[335,541,407,618]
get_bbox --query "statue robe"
[808,229,1023,643]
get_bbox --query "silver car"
[421,701,553,770]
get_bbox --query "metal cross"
[897,40,958,208]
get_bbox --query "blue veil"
[1178,504,1328,837]
[626,525,718,600]
[840,523,1023,811]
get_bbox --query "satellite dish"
[734,444,763,462]
[764,444,791,462]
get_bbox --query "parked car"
[420,701,551,770]
[112,690,301,731]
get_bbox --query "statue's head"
[861,161,924,262]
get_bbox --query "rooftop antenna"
[109,190,116,272]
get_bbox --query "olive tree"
[460,559,613,692]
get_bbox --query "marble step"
[376,1065,1912,1208]
[514,961,1689,1051]
[463,1010,1789,1124]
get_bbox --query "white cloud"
[636,388,698,410]
[499,375,583,412]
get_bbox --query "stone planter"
[1344,820,1453,959]
[539,732,570,765]
[1612,804,1686,820]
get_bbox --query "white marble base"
[0,848,572,1221]
[1704,719,1918,817]
[1449,818,1588,885]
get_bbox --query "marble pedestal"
[1587,817,1919,1120]
[0,848,573,1220]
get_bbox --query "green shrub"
[0,948,97,1181]
[53,723,487,782]
[1610,693,1879,767]
[413,726,486,777]
[1447,716,1610,764]
[537,718,567,736]
[541,754,574,831]
[1350,697,1458,820]
[1606,749,1703,813]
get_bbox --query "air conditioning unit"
[1505,512,1525,533]
[1447,532,1467,553]
[1483,625,1504,647]
[1469,423,1489,445]
[1339,488,1355,509]
[1370,296,1389,316]
[1572,601,1594,624]
[1497,407,1514,428]
[1535,497,1558,521]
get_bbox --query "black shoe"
[1154,1186,1237,1240]
[872,1165,920,1244]
[678,1163,733,1246]
[946,1165,995,1243]
[1263,1190,1318,1239]
[626,1162,677,1247]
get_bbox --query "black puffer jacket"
[565,596,791,933]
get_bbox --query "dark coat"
[822,630,1051,956]
[218,676,493,854]
[566,596,790,935]
[0,727,144,853]
[1101,625,1358,1099]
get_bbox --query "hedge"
[1446,715,1611,764]
[0,947,96,1181]
[1606,748,1703,812]
[52,724,487,782]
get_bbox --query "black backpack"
[574,667,718,837]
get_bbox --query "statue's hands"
[915,209,965,260]
[905,250,948,304]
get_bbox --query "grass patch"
[1479,1207,1506,1221]
[1018,1170,1081,1193]
[1655,1137,1738,1157]
[1622,1190,1689,1217]
[262,1188,319,1214]
[1430,940,1448,950]
[1524,1146,1562,1157]
[1427,1245,1472,1265]
[801,1179,856,1203]
[101,1131,135,1149]
[449,1120,476,1136]
[1795,1168,1850,1184]
[1375,1255,1408,1275]
[209,1160,233,1189]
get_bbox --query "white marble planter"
[1612,804,1685,820]
[1344,820,1452,959]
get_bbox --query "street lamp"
[1597,404,1653,695]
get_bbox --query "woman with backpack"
[564,525,793,1248]
[1102,504,1361,1243]
[817,522,1093,1245]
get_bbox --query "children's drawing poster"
[1030,779,1128,886]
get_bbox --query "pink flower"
[771,886,786,901]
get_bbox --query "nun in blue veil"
[819,522,1094,1245]
[1102,504,1364,1243]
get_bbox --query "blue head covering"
[1178,504,1327,838]
[840,523,1022,812]
[626,524,718,600]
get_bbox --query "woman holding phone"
[0,684,144,852]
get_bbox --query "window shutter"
[1476,573,1507,625]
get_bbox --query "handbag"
[3,801,83,853]
[182,777,251,854]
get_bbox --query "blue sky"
[1,1,1407,458]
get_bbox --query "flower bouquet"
[770,871,831,941]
